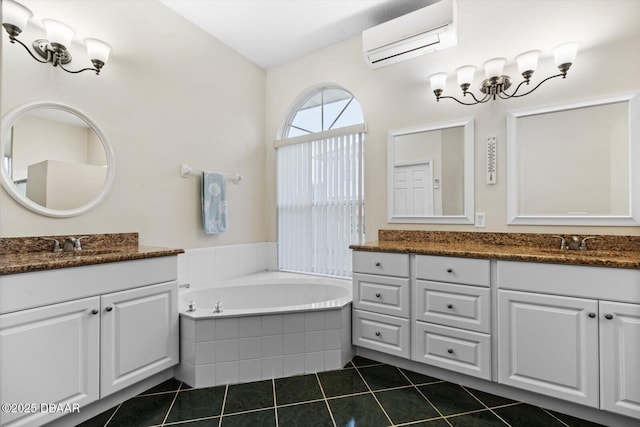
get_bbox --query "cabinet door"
[600,301,640,419]
[0,297,100,427]
[498,290,599,407]
[101,282,178,397]
[353,273,410,318]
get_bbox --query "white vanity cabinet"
[413,255,492,380]
[352,251,410,358]
[0,256,179,427]
[497,261,640,419]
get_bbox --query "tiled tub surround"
[350,230,640,268]
[0,232,184,274]
[176,272,353,388]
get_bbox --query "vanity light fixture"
[2,0,111,75]
[429,42,578,105]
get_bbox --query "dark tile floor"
[79,357,605,427]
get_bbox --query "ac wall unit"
[362,0,457,69]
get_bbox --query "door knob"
[604,313,613,320]
[375,293,381,298]
[447,348,454,354]
[375,331,381,337]
[446,268,453,273]
[588,312,596,318]
[375,262,381,267]
[447,304,453,309]
[105,306,113,312]
[91,309,99,315]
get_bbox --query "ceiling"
[159,0,435,69]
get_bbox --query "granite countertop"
[0,233,184,275]
[350,230,640,269]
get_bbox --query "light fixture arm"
[499,71,567,99]
[6,33,49,64]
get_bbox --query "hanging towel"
[202,171,227,233]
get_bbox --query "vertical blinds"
[277,130,365,278]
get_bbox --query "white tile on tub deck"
[305,312,325,331]
[195,364,216,388]
[324,329,341,350]
[283,354,305,377]
[177,253,188,285]
[215,361,239,385]
[215,339,239,362]
[305,331,325,352]
[195,319,216,342]
[283,333,305,355]
[324,349,341,370]
[195,341,216,365]
[262,314,284,335]
[238,337,262,360]
[176,361,195,387]
[215,317,239,340]
[304,352,325,374]
[262,356,283,380]
[324,310,341,329]
[180,316,196,341]
[202,247,217,281]
[239,359,262,383]
[239,316,262,338]
[284,313,305,333]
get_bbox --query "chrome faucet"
[42,237,62,253]
[579,236,596,250]
[552,236,568,250]
[568,236,581,251]
[213,301,222,313]
[63,236,89,252]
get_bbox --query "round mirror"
[0,102,115,217]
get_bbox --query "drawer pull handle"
[588,312,596,318]
[375,331,381,337]
[375,262,381,267]
[447,348,454,354]
[105,306,113,312]
[375,293,381,298]
[91,309,99,315]
[446,268,453,273]
[447,304,453,309]
[604,313,614,320]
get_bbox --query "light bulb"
[43,19,74,49]
[429,73,448,92]
[515,50,540,74]
[552,42,579,67]
[483,57,506,80]
[85,38,112,64]
[3,0,33,33]
[456,65,476,90]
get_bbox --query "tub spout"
[187,301,196,312]
[213,301,222,313]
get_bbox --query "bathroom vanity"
[0,233,183,427]
[351,230,640,426]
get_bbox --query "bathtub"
[176,272,354,388]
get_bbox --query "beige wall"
[265,0,640,240]
[1,0,267,248]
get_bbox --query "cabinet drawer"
[353,273,409,318]
[353,251,409,277]
[413,321,491,380]
[352,309,410,358]
[416,255,489,287]
[415,280,490,333]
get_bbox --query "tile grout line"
[160,383,183,426]
[541,407,572,427]
[217,385,229,427]
[397,368,454,427]
[353,364,395,426]
[459,384,512,427]
[102,402,122,427]
[272,379,279,427]
[315,372,338,427]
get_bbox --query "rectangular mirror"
[388,119,474,224]
[507,93,640,225]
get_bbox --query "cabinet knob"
[447,304,453,309]
[588,312,596,318]
[447,348,454,354]
[375,331,381,337]
[446,268,453,273]
[105,306,113,312]
[375,293,381,298]
[375,262,381,267]
[604,313,613,320]
[91,309,99,315]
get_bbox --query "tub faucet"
[213,301,222,313]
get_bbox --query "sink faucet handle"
[75,236,89,251]
[580,236,597,251]
[552,235,568,250]
[42,237,62,253]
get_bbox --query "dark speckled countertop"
[0,233,184,275]
[350,230,640,269]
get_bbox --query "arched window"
[275,85,366,277]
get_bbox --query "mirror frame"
[506,93,640,226]
[387,119,474,224]
[0,101,115,218]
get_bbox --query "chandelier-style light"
[2,0,111,75]
[429,42,578,105]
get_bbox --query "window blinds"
[277,131,365,277]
